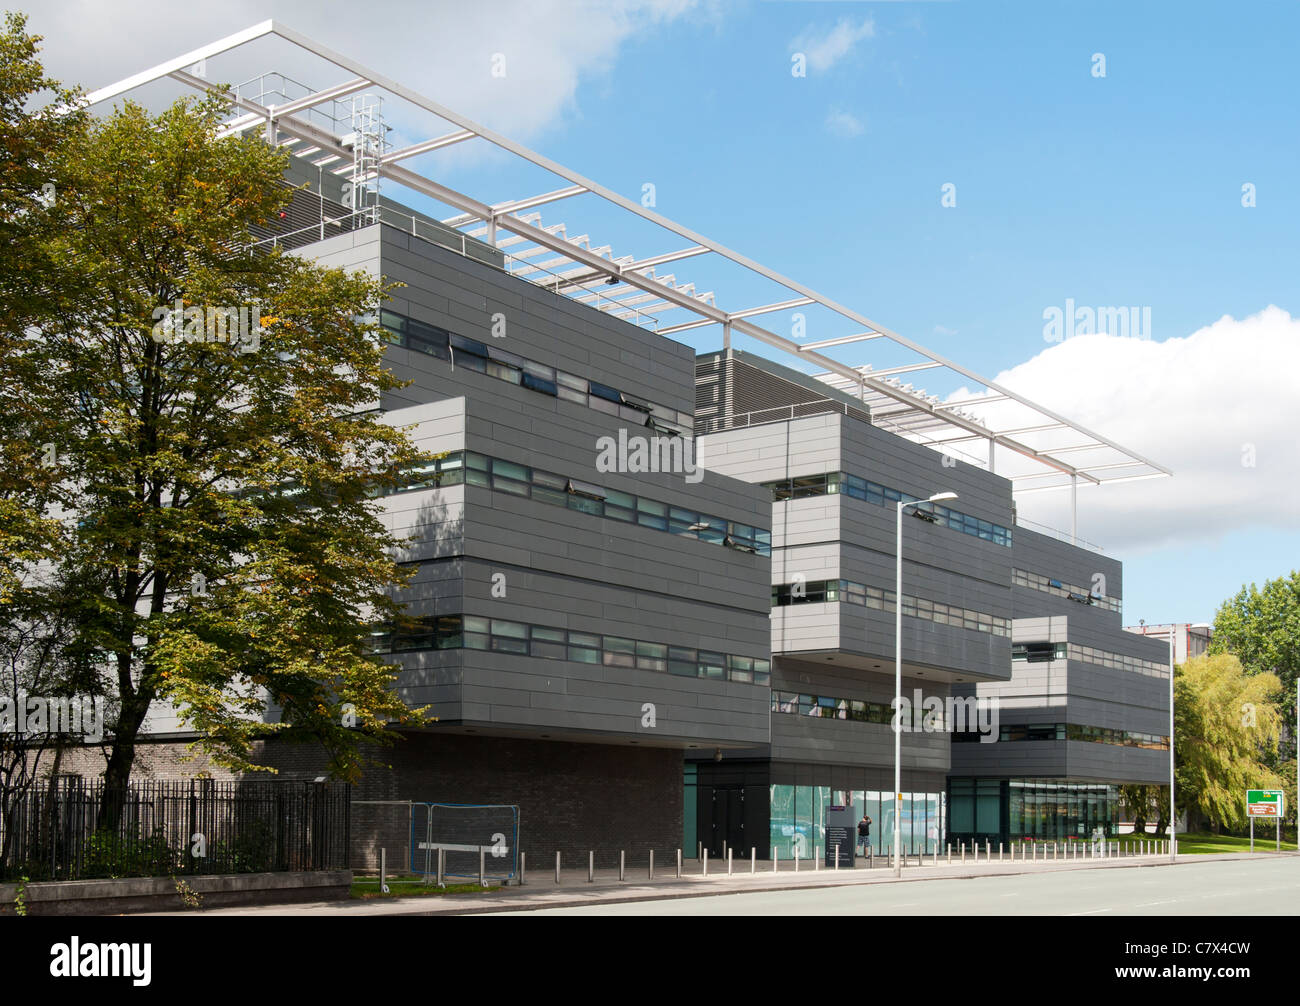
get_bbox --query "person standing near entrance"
[858,813,872,859]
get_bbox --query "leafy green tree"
[4,86,427,818]
[1210,571,1300,709]
[1119,784,1152,835]
[0,12,86,603]
[1175,654,1284,833]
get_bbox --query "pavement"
[506,852,1300,916]
[143,848,1298,916]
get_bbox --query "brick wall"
[39,733,685,873]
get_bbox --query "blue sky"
[32,0,1300,626]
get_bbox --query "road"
[489,855,1300,915]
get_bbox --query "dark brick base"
[44,733,686,874]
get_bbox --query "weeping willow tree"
[1175,654,1284,833]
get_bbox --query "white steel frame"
[80,20,1171,506]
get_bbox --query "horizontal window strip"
[367,613,769,686]
[1012,641,1168,678]
[771,691,943,729]
[953,721,1169,750]
[771,579,1011,638]
[761,472,1012,548]
[380,309,693,436]
[374,450,771,557]
[1012,567,1122,614]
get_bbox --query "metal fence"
[412,803,519,882]
[0,779,350,881]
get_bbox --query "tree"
[4,86,428,820]
[0,12,86,604]
[1175,654,1284,833]
[1119,784,1152,835]
[1210,571,1300,711]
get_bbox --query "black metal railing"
[0,779,350,880]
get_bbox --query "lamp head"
[928,492,958,503]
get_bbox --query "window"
[567,632,601,664]
[636,641,667,672]
[450,333,489,359]
[668,646,698,677]
[530,625,566,660]
[556,370,587,405]
[490,619,529,654]
[603,636,636,669]
[604,488,635,523]
[698,651,726,679]
[636,497,668,531]
[588,381,622,404]
[491,459,530,496]
[521,372,557,396]
[567,479,605,516]
[463,615,490,650]
[449,334,487,372]
[530,468,567,506]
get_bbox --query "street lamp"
[894,491,958,877]
[1141,623,1178,863]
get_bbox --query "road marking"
[1136,899,1178,907]
[1069,907,1113,915]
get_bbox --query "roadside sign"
[1246,789,1285,817]
[1246,789,1285,853]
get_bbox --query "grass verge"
[351,875,501,899]
[1176,831,1297,855]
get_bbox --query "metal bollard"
[795,849,800,873]
[751,848,756,873]
[619,850,625,882]
[773,848,779,873]
[961,842,966,864]
[986,839,991,859]
[380,847,387,895]
[947,843,952,865]
[815,847,820,871]
[649,849,654,881]
[588,850,594,883]
[438,847,445,887]
[835,846,840,870]
[999,842,1004,862]
[703,848,708,877]
[521,851,526,886]
[677,848,682,879]
[555,850,561,885]
[728,848,733,876]
[479,847,486,888]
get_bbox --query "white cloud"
[792,17,874,73]
[824,107,864,138]
[933,324,958,337]
[952,306,1300,554]
[27,0,704,140]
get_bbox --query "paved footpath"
[147,850,1295,916]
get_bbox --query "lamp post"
[1142,624,1178,862]
[894,491,958,878]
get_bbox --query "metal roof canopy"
[81,20,1171,499]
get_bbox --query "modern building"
[690,350,1173,856]
[81,24,1178,868]
[947,527,1173,846]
